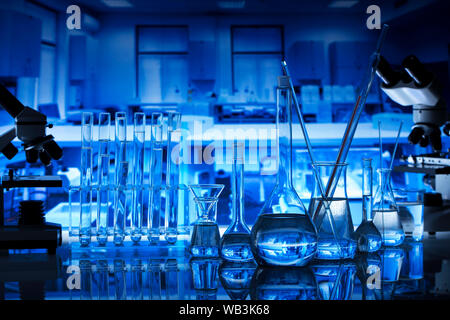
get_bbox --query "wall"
[94,12,376,108]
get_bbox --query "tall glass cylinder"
[96,113,111,246]
[309,162,357,260]
[372,168,405,246]
[131,112,145,243]
[148,113,163,244]
[362,158,373,221]
[114,112,129,245]
[165,111,181,244]
[250,76,318,267]
[79,112,93,246]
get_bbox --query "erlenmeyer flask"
[250,76,318,267]
[354,158,382,253]
[311,261,356,300]
[188,184,224,257]
[220,143,253,262]
[309,162,357,260]
[372,168,405,246]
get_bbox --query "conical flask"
[250,76,318,267]
[354,158,382,253]
[309,162,357,260]
[220,143,253,262]
[189,184,224,257]
[372,168,405,246]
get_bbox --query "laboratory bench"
[0,234,449,300]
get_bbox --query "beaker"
[188,184,224,258]
[220,143,253,262]
[354,158,382,253]
[372,168,405,246]
[394,188,424,241]
[250,76,318,267]
[309,162,357,260]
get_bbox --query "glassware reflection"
[311,261,356,300]
[250,266,318,300]
[219,260,257,300]
[190,257,221,300]
[355,253,381,300]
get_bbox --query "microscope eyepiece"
[402,55,433,87]
[376,55,400,87]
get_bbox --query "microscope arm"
[0,83,63,165]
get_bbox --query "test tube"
[96,113,111,246]
[131,259,144,300]
[79,112,93,246]
[165,111,181,244]
[113,259,127,300]
[148,113,163,244]
[114,112,129,245]
[131,113,146,243]
[149,259,162,299]
[97,260,109,300]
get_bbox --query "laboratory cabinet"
[329,41,374,86]
[0,10,41,78]
[288,41,325,83]
[188,40,216,81]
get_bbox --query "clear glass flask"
[96,112,111,246]
[250,76,318,267]
[354,158,382,253]
[372,168,405,246]
[148,113,163,244]
[309,162,357,260]
[113,112,129,245]
[188,184,224,258]
[220,143,253,262]
[165,111,182,244]
[79,112,93,246]
[131,112,145,243]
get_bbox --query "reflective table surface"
[1,234,450,300]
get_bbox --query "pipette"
[312,24,390,220]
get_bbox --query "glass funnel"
[309,162,357,260]
[220,143,253,262]
[250,76,318,267]
[354,158,382,253]
[188,184,224,258]
[372,168,405,246]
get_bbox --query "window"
[26,0,57,105]
[231,26,284,103]
[136,26,189,103]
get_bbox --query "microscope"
[0,83,63,253]
[376,55,450,232]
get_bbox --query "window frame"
[230,25,285,94]
[135,25,189,98]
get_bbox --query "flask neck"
[276,86,294,189]
[373,168,397,211]
[362,158,373,221]
[228,155,249,233]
